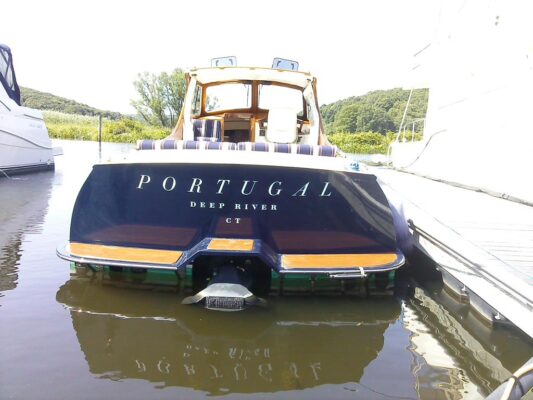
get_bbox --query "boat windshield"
[0,44,21,106]
[259,84,304,116]
[205,82,252,112]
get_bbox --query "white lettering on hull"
[216,179,230,194]
[268,181,282,196]
[162,177,176,191]
[241,180,258,195]
[189,178,203,193]
[136,175,334,214]
[320,182,332,197]
[292,182,310,197]
[135,175,335,199]
[137,174,151,189]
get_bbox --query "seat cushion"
[237,142,338,157]
[136,140,236,151]
[136,140,337,156]
[192,119,222,141]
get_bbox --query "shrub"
[328,131,395,154]
[43,111,169,143]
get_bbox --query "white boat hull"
[0,129,56,174]
[0,102,61,175]
[0,43,60,176]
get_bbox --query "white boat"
[389,2,533,204]
[385,0,533,344]
[0,43,61,176]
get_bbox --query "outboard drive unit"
[182,264,265,311]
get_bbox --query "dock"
[372,167,533,338]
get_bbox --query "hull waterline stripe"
[208,239,254,252]
[68,243,182,265]
[281,253,398,269]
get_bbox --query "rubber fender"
[381,184,413,256]
[484,357,533,400]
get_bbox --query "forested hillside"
[320,88,428,154]
[20,87,122,119]
[19,87,167,143]
[321,88,428,134]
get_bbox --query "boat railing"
[398,118,425,143]
[386,84,426,164]
[387,117,425,164]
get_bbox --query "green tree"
[333,103,395,134]
[161,69,186,127]
[321,88,428,135]
[131,68,186,128]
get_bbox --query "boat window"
[0,45,21,106]
[259,84,304,117]
[205,82,251,112]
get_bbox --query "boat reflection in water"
[55,269,531,398]
[56,272,400,395]
[0,172,54,294]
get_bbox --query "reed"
[44,111,169,143]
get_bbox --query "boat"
[389,3,533,205]
[0,44,61,176]
[57,57,407,309]
[387,3,533,396]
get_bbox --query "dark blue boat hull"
[65,162,403,274]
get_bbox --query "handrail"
[400,117,425,143]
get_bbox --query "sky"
[2,0,441,114]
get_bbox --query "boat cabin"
[170,57,328,146]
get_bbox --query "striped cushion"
[237,142,338,157]
[136,140,337,157]
[136,140,236,151]
[137,140,157,150]
[237,142,268,152]
[192,119,222,141]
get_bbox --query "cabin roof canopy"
[190,67,314,88]
[0,43,21,105]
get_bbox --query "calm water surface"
[0,140,531,400]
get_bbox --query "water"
[0,140,531,400]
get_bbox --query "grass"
[44,111,170,143]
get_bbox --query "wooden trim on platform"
[69,242,182,265]
[281,253,398,269]
[208,239,254,252]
